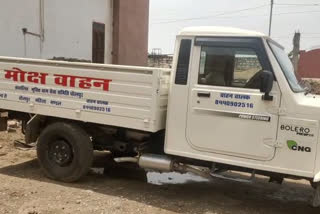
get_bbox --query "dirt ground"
[0,129,319,214]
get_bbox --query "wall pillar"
[112,0,149,66]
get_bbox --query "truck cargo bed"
[0,57,171,132]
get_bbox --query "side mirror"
[260,70,274,101]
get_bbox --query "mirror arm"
[260,70,274,101]
[262,93,273,101]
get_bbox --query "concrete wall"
[0,0,112,62]
[0,0,40,59]
[298,48,320,78]
[112,0,149,66]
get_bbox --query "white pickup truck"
[0,26,319,207]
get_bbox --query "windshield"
[268,41,305,92]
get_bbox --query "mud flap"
[0,112,8,131]
[25,115,43,144]
[312,183,320,208]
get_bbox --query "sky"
[148,0,320,54]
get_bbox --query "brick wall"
[148,55,173,68]
[298,49,320,78]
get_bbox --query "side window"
[198,46,263,89]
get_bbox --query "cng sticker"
[287,140,311,153]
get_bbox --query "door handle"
[197,92,211,98]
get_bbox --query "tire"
[311,181,318,189]
[311,182,320,208]
[37,122,93,182]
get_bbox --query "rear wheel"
[37,122,93,182]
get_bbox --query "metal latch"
[144,118,150,128]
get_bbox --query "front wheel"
[37,122,93,182]
[312,182,320,208]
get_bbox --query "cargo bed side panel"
[0,57,171,132]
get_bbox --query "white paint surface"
[0,0,112,62]
[0,56,171,132]
[179,26,266,37]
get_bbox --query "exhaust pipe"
[114,154,211,179]
[114,154,173,172]
[138,154,173,172]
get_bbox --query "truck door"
[186,37,281,161]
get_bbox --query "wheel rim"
[48,140,73,167]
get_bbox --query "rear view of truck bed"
[0,57,171,132]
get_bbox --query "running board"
[210,171,256,183]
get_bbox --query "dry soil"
[0,129,319,214]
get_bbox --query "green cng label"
[287,140,311,153]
